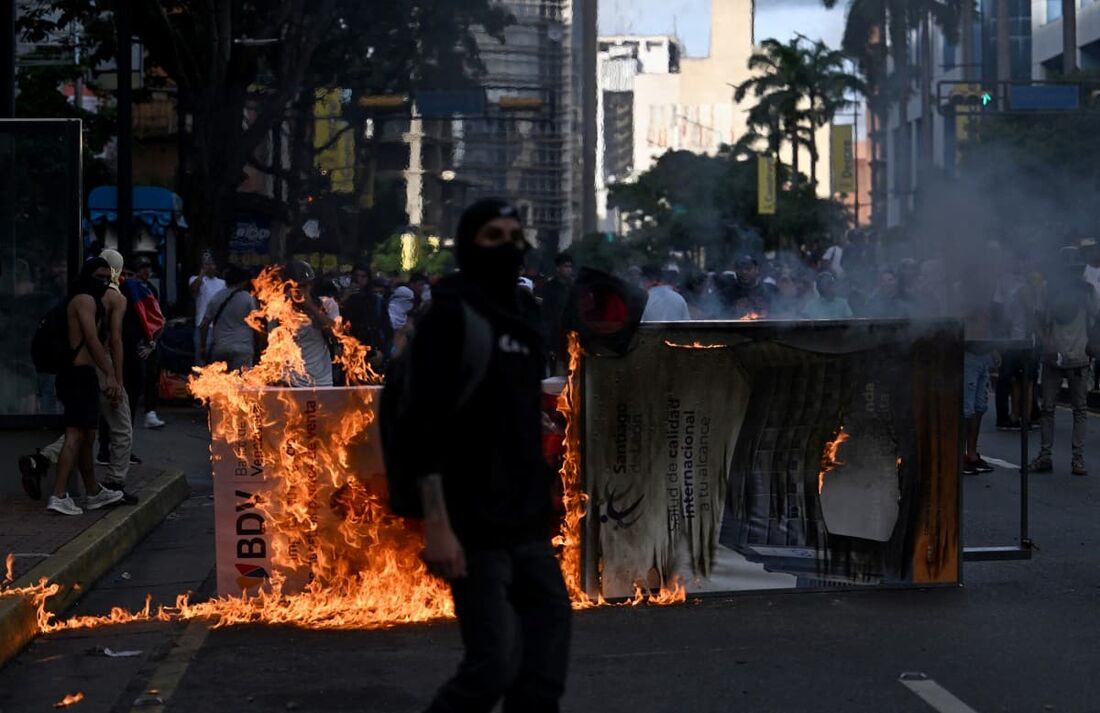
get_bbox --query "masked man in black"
[408,199,571,713]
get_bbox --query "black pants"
[143,348,160,412]
[426,541,571,713]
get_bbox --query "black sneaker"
[102,480,139,504]
[962,461,979,475]
[972,456,995,473]
[129,453,142,465]
[19,453,47,500]
[95,453,110,466]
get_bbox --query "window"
[1047,0,1062,22]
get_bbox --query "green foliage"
[566,233,646,274]
[609,150,849,267]
[371,233,455,278]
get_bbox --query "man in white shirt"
[189,253,226,366]
[641,265,690,322]
[1082,239,1100,298]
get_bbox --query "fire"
[53,692,84,708]
[663,340,727,350]
[3,553,12,585]
[818,427,850,495]
[739,312,763,321]
[555,333,685,608]
[7,268,685,635]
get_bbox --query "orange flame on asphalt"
[3,553,12,585]
[663,340,727,350]
[53,692,84,708]
[818,427,850,495]
[739,312,763,321]
[6,272,686,633]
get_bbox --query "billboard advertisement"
[581,321,962,598]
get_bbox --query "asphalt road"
[2,408,1099,713]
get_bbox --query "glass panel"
[1047,0,1063,22]
[0,123,81,417]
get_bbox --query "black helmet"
[284,260,315,285]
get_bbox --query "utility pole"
[1062,0,1078,75]
[116,1,133,257]
[0,0,14,118]
[996,0,1011,83]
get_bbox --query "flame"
[555,333,686,608]
[818,427,850,495]
[663,340,727,350]
[7,271,684,634]
[739,312,763,321]
[3,553,12,585]
[53,692,84,708]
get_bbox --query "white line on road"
[982,457,1020,470]
[900,674,981,713]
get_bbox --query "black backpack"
[31,300,74,375]
[381,301,493,518]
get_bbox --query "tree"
[734,36,862,189]
[18,0,511,267]
[609,150,849,267]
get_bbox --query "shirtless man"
[46,257,125,515]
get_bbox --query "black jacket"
[406,274,553,549]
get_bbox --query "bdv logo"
[498,334,530,355]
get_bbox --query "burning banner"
[580,320,962,597]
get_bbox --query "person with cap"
[406,198,570,713]
[722,255,776,319]
[199,265,259,371]
[131,257,167,428]
[1030,247,1099,476]
[92,249,139,489]
[640,264,690,322]
[42,257,125,515]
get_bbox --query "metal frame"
[937,78,1100,116]
[0,118,82,428]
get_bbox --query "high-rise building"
[454,0,597,252]
[1032,0,1100,75]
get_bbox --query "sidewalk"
[0,407,210,665]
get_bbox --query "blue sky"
[599,0,848,56]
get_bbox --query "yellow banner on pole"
[830,124,856,195]
[757,155,776,215]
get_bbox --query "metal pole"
[116,1,133,257]
[852,103,860,227]
[1063,0,1078,75]
[0,0,14,118]
[1019,355,1031,548]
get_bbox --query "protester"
[802,272,854,320]
[540,252,574,372]
[1081,239,1100,390]
[130,257,167,428]
[282,261,337,387]
[862,269,909,319]
[403,198,569,712]
[199,265,258,371]
[189,252,226,367]
[770,269,805,318]
[93,249,138,492]
[45,257,125,515]
[723,255,775,318]
[821,231,849,278]
[641,265,690,322]
[340,265,393,370]
[388,285,417,357]
[992,248,1033,430]
[1030,249,1098,476]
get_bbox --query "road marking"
[982,457,1020,470]
[128,618,210,712]
[900,673,980,713]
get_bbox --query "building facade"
[1032,0,1100,75]
[453,0,597,252]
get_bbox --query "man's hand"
[102,375,122,406]
[422,521,467,580]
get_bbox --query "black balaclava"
[455,198,528,306]
[73,256,112,300]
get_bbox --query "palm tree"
[734,36,863,189]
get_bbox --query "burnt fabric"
[404,274,553,548]
[424,542,571,713]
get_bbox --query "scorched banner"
[582,321,962,598]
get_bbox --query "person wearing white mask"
[388,285,416,357]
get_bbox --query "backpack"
[381,301,493,518]
[31,301,74,375]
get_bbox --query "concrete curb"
[0,469,189,668]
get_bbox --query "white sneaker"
[143,411,166,429]
[47,494,83,516]
[85,485,124,510]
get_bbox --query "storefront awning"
[88,186,188,236]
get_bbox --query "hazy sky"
[599,0,848,56]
